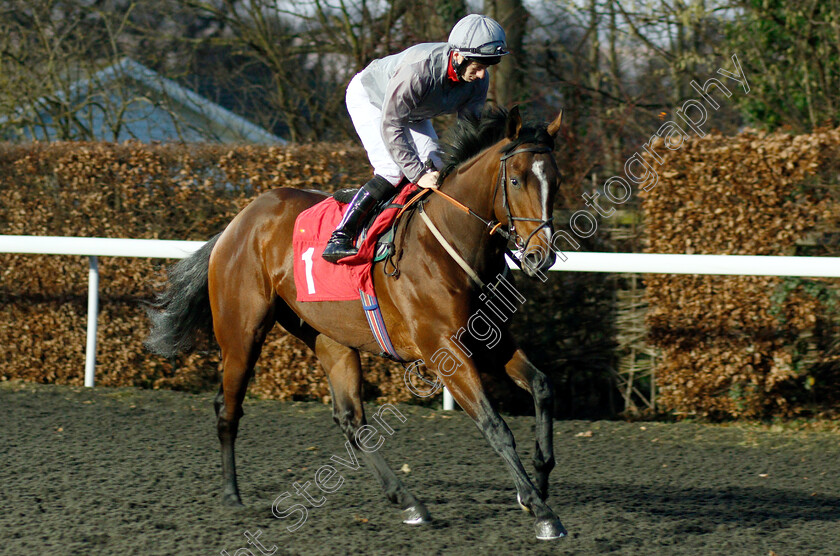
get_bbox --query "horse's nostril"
[523,247,556,273]
[544,250,556,268]
[523,251,543,271]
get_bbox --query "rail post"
[84,256,99,387]
[443,388,454,410]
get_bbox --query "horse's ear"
[506,106,522,139]
[547,109,563,138]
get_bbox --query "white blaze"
[531,159,552,246]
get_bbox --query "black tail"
[145,233,221,358]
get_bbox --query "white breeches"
[345,73,441,185]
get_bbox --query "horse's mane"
[438,105,555,182]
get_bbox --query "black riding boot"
[322,175,394,263]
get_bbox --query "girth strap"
[360,290,405,362]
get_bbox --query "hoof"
[535,518,567,540]
[221,493,244,508]
[517,494,533,514]
[402,504,431,525]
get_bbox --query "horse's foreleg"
[431,349,566,540]
[504,349,555,502]
[314,335,430,525]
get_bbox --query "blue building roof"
[2,58,286,144]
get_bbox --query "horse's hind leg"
[212,287,275,507]
[503,348,555,502]
[314,334,430,525]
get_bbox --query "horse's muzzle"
[522,246,556,277]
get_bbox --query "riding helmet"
[448,14,509,66]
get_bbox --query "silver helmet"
[448,14,509,63]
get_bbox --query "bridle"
[419,142,555,253]
[391,141,555,289]
[495,144,555,251]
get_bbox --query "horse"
[145,105,567,540]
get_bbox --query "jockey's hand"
[417,171,440,189]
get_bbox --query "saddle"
[293,182,421,304]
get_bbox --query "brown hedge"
[640,128,840,418]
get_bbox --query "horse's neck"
[411,145,507,278]
[439,146,502,220]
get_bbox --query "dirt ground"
[2,381,839,555]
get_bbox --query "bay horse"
[145,106,566,540]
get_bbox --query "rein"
[384,141,555,288]
[430,145,554,245]
[416,143,554,288]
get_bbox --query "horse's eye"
[510,177,520,188]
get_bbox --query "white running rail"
[0,236,204,388]
[4,235,840,411]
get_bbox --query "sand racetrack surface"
[2,381,839,555]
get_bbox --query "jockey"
[322,14,509,263]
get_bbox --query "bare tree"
[484,0,529,107]
[725,0,840,131]
[163,0,420,141]
[0,0,132,140]
[0,0,238,142]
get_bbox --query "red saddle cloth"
[293,183,418,302]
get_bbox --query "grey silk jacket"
[358,42,489,183]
